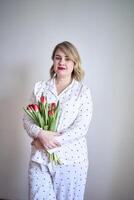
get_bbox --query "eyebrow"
[55,54,69,57]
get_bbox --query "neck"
[55,75,72,86]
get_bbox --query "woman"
[23,41,93,200]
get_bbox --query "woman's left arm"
[56,87,93,145]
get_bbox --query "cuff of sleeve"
[31,124,42,138]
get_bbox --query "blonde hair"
[50,41,84,81]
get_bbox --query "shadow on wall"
[0,63,32,198]
[0,199,11,200]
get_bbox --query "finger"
[48,144,57,149]
[44,144,51,150]
[54,141,61,146]
[48,141,61,148]
[43,145,48,150]
[46,143,58,149]
[45,145,55,150]
[53,132,62,136]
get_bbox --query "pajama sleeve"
[22,81,42,138]
[56,86,93,145]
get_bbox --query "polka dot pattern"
[23,78,93,165]
[29,161,88,200]
[23,78,93,199]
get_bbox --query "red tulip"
[48,110,54,116]
[27,104,34,111]
[40,96,47,104]
[23,99,61,165]
[51,102,56,110]
[27,104,39,112]
[33,104,40,112]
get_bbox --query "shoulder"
[34,80,44,89]
[33,79,50,95]
[33,80,44,92]
[82,82,91,95]
[75,80,92,98]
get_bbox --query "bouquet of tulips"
[23,94,62,165]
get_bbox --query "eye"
[65,57,70,61]
[55,57,61,60]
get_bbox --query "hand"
[37,130,61,150]
[31,138,44,150]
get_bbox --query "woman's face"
[53,49,74,79]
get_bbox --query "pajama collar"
[46,77,75,97]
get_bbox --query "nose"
[59,58,65,65]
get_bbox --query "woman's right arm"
[23,111,61,149]
[22,81,61,149]
[22,81,42,138]
[23,112,42,138]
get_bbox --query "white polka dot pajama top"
[23,78,93,200]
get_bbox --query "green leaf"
[23,99,62,165]
[44,102,48,124]
[23,108,37,124]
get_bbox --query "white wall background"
[0,0,134,200]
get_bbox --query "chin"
[56,71,66,76]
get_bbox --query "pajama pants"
[28,161,88,200]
